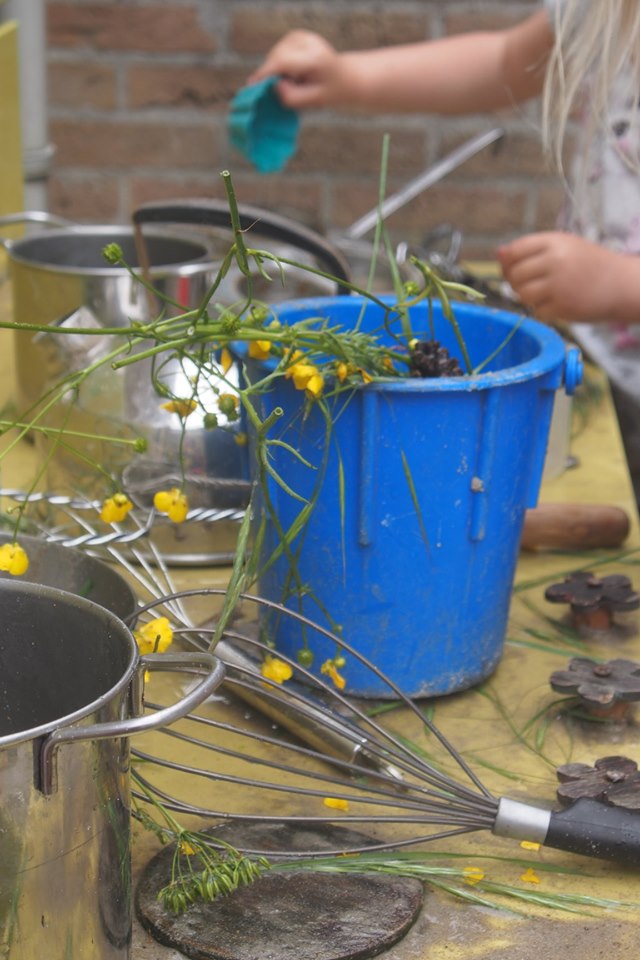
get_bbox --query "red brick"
[330,180,528,239]
[127,64,247,111]
[231,6,428,55]
[50,119,218,169]
[48,174,120,221]
[440,127,555,180]
[130,177,225,209]
[49,62,117,110]
[534,183,566,231]
[130,175,326,232]
[47,3,216,53]
[444,7,538,34]
[217,176,326,230]
[288,122,427,178]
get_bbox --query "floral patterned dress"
[545,0,640,491]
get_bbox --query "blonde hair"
[542,0,640,170]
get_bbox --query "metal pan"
[0,531,137,619]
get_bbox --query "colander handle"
[37,651,225,795]
[132,198,352,291]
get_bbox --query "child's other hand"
[497,232,640,324]
[246,30,351,109]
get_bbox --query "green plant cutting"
[0,162,492,683]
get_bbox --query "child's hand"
[497,232,640,324]
[247,30,352,109]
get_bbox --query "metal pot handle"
[38,650,225,795]
[132,198,352,291]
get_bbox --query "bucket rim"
[4,224,216,277]
[0,579,138,747]
[255,294,568,390]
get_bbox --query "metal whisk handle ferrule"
[495,796,640,865]
[493,797,551,844]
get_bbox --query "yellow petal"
[320,660,346,690]
[99,492,133,524]
[323,797,350,812]
[284,349,304,374]
[260,654,293,684]
[134,617,174,655]
[220,347,234,374]
[248,339,271,360]
[520,868,541,884]
[336,362,349,383]
[161,398,197,418]
[291,363,318,391]
[0,542,29,576]
[519,841,541,851]
[153,488,189,523]
[305,373,324,400]
[463,866,485,886]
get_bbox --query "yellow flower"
[320,659,346,690]
[248,339,271,360]
[219,347,234,374]
[358,368,373,384]
[0,542,29,576]
[305,372,324,400]
[235,432,248,447]
[520,868,541,884]
[153,487,189,523]
[179,840,197,856]
[261,654,293,684]
[161,398,197,418]
[99,492,133,525]
[134,617,174,655]
[289,362,324,399]
[323,797,350,812]
[463,866,485,886]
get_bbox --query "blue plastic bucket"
[251,295,582,697]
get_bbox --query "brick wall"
[45,0,563,259]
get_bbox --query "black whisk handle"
[546,798,640,865]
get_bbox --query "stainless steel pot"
[0,578,224,959]
[0,530,137,618]
[0,213,218,410]
[0,205,351,564]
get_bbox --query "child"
[249,1,640,494]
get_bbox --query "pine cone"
[409,340,463,378]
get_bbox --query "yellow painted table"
[1,272,639,959]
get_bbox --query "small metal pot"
[0,578,224,959]
[0,204,352,564]
[0,213,217,410]
[0,531,137,618]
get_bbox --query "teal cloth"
[228,76,300,174]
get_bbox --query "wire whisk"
[130,589,640,866]
[4,491,639,867]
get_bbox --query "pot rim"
[3,224,218,278]
[0,579,138,747]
